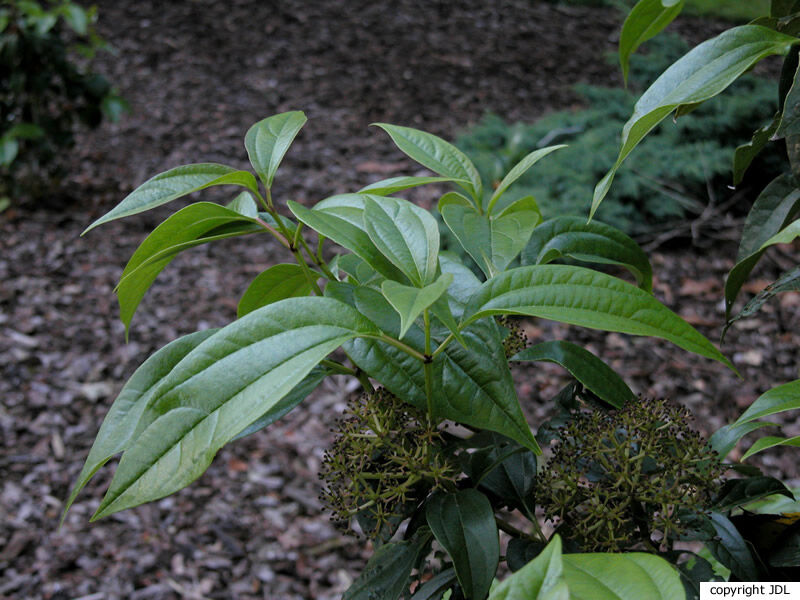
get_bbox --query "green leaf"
[58,3,88,34]
[462,265,734,370]
[343,531,432,600]
[512,341,635,408]
[83,164,259,233]
[489,535,565,600]
[619,0,685,85]
[288,197,404,281]
[374,123,483,204]
[725,174,800,315]
[438,191,475,213]
[382,273,453,338]
[357,175,465,196]
[426,489,499,600]
[736,379,800,426]
[487,145,566,214]
[713,477,795,511]
[438,251,483,316]
[410,568,457,600]
[116,202,263,334]
[91,297,379,519]
[709,420,779,458]
[725,265,800,335]
[442,202,541,279]
[733,113,781,186]
[237,264,312,318]
[561,552,686,600]
[363,196,440,286]
[592,25,800,218]
[706,512,760,581]
[742,435,800,460]
[244,111,307,189]
[0,136,18,166]
[61,329,217,523]
[773,0,800,17]
[522,217,652,292]
[778,60,800,138]
[226,191,259,218]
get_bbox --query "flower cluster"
[319,388,456,538]
[498,315,528,358]
[538,397,724,552]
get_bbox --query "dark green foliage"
[456,34,784,235]
[0,1,126,205]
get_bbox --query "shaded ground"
[1,1,797,598]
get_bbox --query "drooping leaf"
[357,175,465,196]
[736,379,800,426]
[61,329,218,523]
[363,196,440,286]
[462,265,734,370]
[489,535,566,600]
[725,173,800,315]
[374,123,483,203]
[521,216,652,292]
[733,113,781,186]
[115,202,264,333]
[706,512,760,581]
[244,111,307,189]
[561,551,686,600]
[592,25,800,218]
[288,197,404,281]
[713,477,795,511]
[91,297,379,519]
[619,0,685,85]
[426,489,499,600]
[487,145,566,214]
[83,164,259,233]
[742,435,800,460]
[512,341,635,408]
[237,263,313,318]
[441,202,540,279]
[724,265,800,335]
[382,273,453,338]
[343,531,432,600]
[409,568,458,600]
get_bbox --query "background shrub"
[455,34,784,236]
[0,0,126,209]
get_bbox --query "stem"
[320,359,357,376]
[255,217,291,249]
[367,334,427,362]
[495,515,538,542]
[431,332,455,358]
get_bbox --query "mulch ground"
[1,1,797,598]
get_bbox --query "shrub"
[456,34,784,235]
[0,0,126,208]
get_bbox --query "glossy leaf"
[442,202,540,279]
[522,216,652,292]
[593,25,800,218]
[288,197,403,281]
[116,202,263,333]
[709,420,779,459]
[237,264,312,318]
[462,265,734,370]
[778,60,800,138]
[725,174,800,315]
[561,552,686,600]
[374,123,483,203]
[706,512,760,581]
[742,435,800,460]
[357,175,464,196]
[91,298,379,519]
[438,251,483,317]
[343,532,431,600]
[512,341,635,408]
[487,145,566,214]
[382,273,453,338]
[736,379,800,426]
[426,489,499,600]
[619,0,685,85]
[733,113,781,186]
[244,111,306,189]
[489,535,566,600]
[713,477,795,511]
[62,329,217,522]
[409,568,457,600]
[437,191,475,212]
[363,195,440,286]
[227,191,259,218]
[83,164,259,233]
